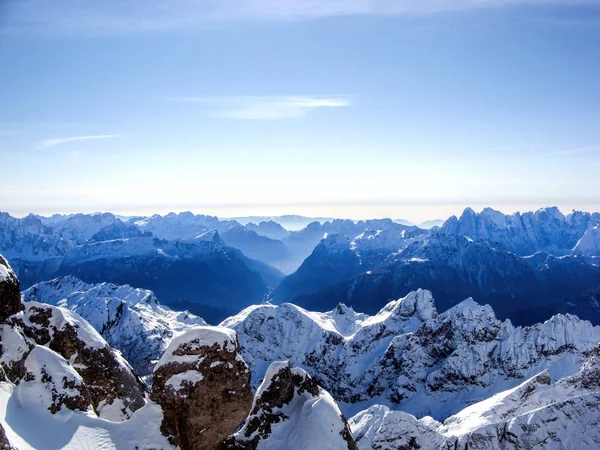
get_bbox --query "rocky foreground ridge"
[0,254,356,449]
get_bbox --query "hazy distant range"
[229,214,444,231]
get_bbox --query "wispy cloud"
[38,134,121,148]
[0,130,20,136]
[167,95,352,120]
[547,147,599,157]
[5,0,595,35]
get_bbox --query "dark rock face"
[0,423,15,450]
[222,361,357,450]
[151,327,253,450]
[0,256,23,322]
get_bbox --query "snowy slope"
[223,289,600,420]
[573,225,600,256]
[22,276,206,376]
[0,380,174,450]
[350,345,600,449]
[440,206,600,256]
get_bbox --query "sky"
[1,0,599,223]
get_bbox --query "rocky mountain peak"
[222,360,357,450]
[0,256,22,322]
[151,326,252,450]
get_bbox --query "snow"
[223,289,600,421]
[233,362,352,450]
[349,405,444,450]
[0,263,10,282]
[350,347,600,449]
[0,382,174,450]
[0,325,29,367]
[18,346,88,417]
[165,370,205,395]
[155,325,237,370]
[22,276,206,376]
[23,301,106,350]
[573,225,600,256]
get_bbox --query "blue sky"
[1,0,599,222]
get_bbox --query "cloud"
[0,130,19,136]
[547,147,599,156]
[5,0,596,35]
[38,134,121,148]
[167,95,351,120]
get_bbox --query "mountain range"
[1,254,599,449]
[3,206,600,327]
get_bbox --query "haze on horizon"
[1,0,599,223]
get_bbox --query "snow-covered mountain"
[0,214,283,323]
[222,289,600,420]
[244,220,290,240]
[440,206,600,256]
[0,256,147,425]
[90,219,151,241]
[131,211,239,240]
[0,258,357,449]
[417,219,445,229]
[231,214,335,231]
[47,212,120,244]
[573,224,600,256]
[350,344,600,449]
[0,213,70,262]
[273,225,428,303]
[276,231,600,325]
[54,232,279,323]
[2,252,600,449]
[21,276,206,377]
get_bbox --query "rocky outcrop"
[0,256,22,322]
[222,361,357,450]
[0,423,14,450]
[18,301,147,420]
[0,254,147,422]
[151,326,252,450]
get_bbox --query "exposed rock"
[0,423,14,450]
[0,256,23,322]
[151,326,252,450]
[222,361,357,450]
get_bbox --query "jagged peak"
[374,289,438,323]
[194,229,222,244]
[438,297,497,324]
[320,232,351,248]
[459,207,476,218]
